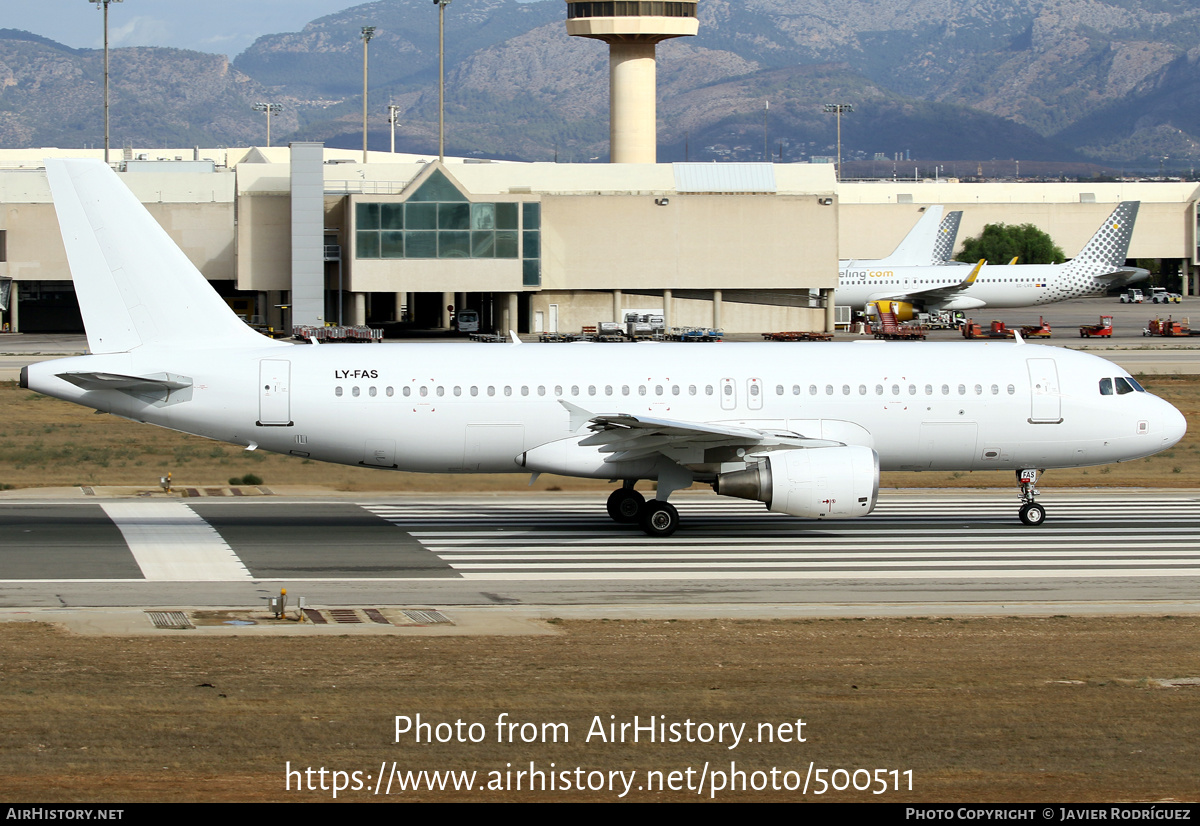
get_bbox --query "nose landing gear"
[1017,468,1046,526]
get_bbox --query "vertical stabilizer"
[1064,201,1140,279]
[45,159,272,354]
[876,206,945,267]
[932,210,962,264]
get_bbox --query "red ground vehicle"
[962,319,1012,339]
[1145,316,1200,337]
[1018,317,1052,338]
[1079,316,1113,338]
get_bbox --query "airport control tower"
[565,2,699,163]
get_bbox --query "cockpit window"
[1126,376,1145,392]
[1114,376,1135,395]
[1099,378,1113,396]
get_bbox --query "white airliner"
[839,205,963,269]
[22,161,1187,536]
[837,202,1149,317]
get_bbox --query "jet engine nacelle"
[714,446,879,519]
[867,300,916,322]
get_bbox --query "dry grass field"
[0,616,1198,802]
[1,375,1197,493]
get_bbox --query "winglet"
[509,330,522,345]
[1008,257,1019,265]
[962,260,985,286]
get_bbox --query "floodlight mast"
[362,26,376,163]
[823,103,853,181]
[252,102,282,147]
[89,0,123,165]
[388,104,401,154]
[434,1,452,163]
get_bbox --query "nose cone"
[1163,400,1188,449]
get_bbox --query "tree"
[955,223,1066,265]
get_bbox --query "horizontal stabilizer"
[58,371,193,405]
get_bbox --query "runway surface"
[1,491,1199,611]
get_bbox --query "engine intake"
[714,446,879,519]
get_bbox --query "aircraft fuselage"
[25,340,1184,478]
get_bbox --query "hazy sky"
[2,1,372,58]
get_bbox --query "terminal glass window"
[567,2,697,18]
[355,169,531,262]
[522,202,541,287]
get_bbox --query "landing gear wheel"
[606,488,645,524]
[1019,502,1046,526]
[639,500,679,537]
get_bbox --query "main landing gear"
[1017,468,1046,526]
[606,484,681,537]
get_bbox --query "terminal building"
[1,146,1198,336]
[1,4,1198,335]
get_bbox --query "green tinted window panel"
[439,231,471,259]
[496,202,518,230]
[522,202,541,230]
[406,202,437,230]
[438,202,470,230]
[381,203,404,230]
[522,231,540,260]
[381,231,404,259]
[471,203,496,230]
[356,202,380,230]
[471,231,496,258]
[408,168,467,202]
[405,231,437,258]
[356,230,380,258]
[522,259,541,287]
[496,230,519,259]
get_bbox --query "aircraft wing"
[857,260,985,307]
[880,260,986,307]
[579,413,840,463]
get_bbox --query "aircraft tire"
[607,488,645,523]
[640,500,679,537]
[1019,502,1046,526]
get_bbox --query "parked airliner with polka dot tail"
[837,202,1148,318]
[22,161,1186,536]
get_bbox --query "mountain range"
[2,0,1198,170]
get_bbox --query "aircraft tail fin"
[878,206,944,267]
[932,210,962,264]
[1063,201,1140,280]
[45,158,273,354]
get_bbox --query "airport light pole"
[388,104,401,154]
[252,102,282,147]
[823,102,853,181]
[89,0,123,165]
[435,0,452,163]
[763,99,769,162]
[361,26,376,164]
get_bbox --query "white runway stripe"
[361,495,1200,581]
[101,501,252,581]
